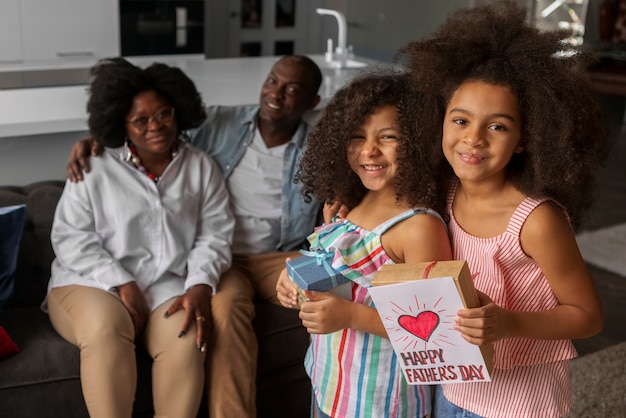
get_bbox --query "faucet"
[316,8,352,68]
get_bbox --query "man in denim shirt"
[67,55,322,418]
[190,55,322,417]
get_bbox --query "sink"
[345,59,368,68]
[324,59,369,70]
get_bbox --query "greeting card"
[369,260,493,385]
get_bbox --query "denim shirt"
[189,104,321,252]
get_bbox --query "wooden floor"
[572,95,626,356]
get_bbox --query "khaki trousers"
[48,285,205,418]
[207,250,300,418]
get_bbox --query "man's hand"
[323,200,349,223]
[67,137,103,182]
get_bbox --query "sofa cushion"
[0,308,81,389]
[0,307,155,418]
[0,307,88,417]
[253,302,311,418]
[0,182,64,308]
[0,204,27,313]
[0,325,19,359]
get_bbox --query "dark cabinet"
[120,0,204,56]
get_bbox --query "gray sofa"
[0,181,311,418]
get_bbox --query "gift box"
[373,260,480,310]
[286,250,351,305]
[371,260,493,379]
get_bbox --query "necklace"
[125,139,179,183]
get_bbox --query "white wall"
[0,131,86,186]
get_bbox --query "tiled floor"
[572,95,626,356]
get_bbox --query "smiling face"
[258,57,320,127]
[125,90,178,161]
[442,80,523,185]
[347,105,401,196]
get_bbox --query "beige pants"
[206,250,300,418]
[47,285,205,418]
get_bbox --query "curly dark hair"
[296,69,445,214]
[87,57,207,147]
[397,1,607,227]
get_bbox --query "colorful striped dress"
[305,208,441,418]
[443,183,577,418]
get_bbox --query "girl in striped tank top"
[400,2,607,417]
[276,72,452,417]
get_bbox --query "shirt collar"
[245,106,310,149]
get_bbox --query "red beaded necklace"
[125,139,179,183]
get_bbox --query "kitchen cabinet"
[1,0,119,64]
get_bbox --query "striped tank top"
[443,182,577,418]
[305,208,443,418]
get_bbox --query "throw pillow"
[0,325,19,359]
[0,204,27,313]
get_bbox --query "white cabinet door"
[0,0,23,62]
[20,0,119,62]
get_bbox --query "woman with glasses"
[43,57,234,418]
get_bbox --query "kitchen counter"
[0,54,377,138]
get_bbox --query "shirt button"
[225,165,230,170]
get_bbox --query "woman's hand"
[117,281,150,334]
[66,137,104,182]
[164,284,212,352]
[276,261,300,309]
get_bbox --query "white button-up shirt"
[47,143,234,311]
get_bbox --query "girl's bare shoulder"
[521,200,572,245]
[384,210,451,263]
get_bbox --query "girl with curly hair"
[45,57,234,417]
[276,71,452,418]
[399,2,606,417]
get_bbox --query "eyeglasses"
[126,107,175,132]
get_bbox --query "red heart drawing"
[398,311,440,341]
